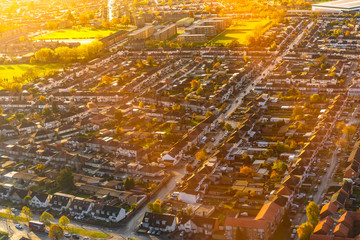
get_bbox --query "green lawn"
[66,226,109,238]
[35,28,126,40]
[0,64,61,81]
[0,212,29,222]
[211,20,271,45]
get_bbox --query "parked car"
[72,234,80,239]
[15,224,22,229]
[64,233,71,238]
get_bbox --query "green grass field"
[0,64,61,81]
[35,28,126,40]
[211,20,271,45]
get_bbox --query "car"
[45,229,49,234]
[64,233,71,238]
[72,234,80,239]
[83,237,90,240]
[180,231,185,237]
[15,224,22,229]
[156,231,161,236]
[11,208,17,212]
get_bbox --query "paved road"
[222,21,313,122]
[295,103,358,239]
[115,167,185,239]
[1,20,315,240]
[113,19,315,240]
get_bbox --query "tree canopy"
[49,224,64,240]
[56,168,74,190]
[306,201,320,226]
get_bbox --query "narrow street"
[223,21,313,122]
[115,167,185,239]
[115,19,315,239]
[295,105,359,239]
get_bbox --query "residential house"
[49,193,74,212]
[141,212,177,232]
[68,197,94,217]
[90,203,126,223]
[29,193,51,208]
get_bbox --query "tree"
[46,21,59,30]
[272,161,287,173]
[310,94,320,103]
[297,222,314,240]
[102,21,111,29]
[240,166,253,178]
[138,102,144,108]
[120,15,130,26]
[5,207,13,216]
[147,199,162,213]
[21,206,32,221]
[136,59,145,69]
[147,56,154,66]
[342,125,356,137]
[79,12,90,25]
[114,110,123,122]
[42,107,52,116]
[336,138,348,149]
[123,177,135,190]
[59,215,70,228]
[35,163,45,174]
[115,127,123,136]
[196,87,204,95]
[24,196,32,206]
[49,224,64,240]
[101,75,113,84]
[336,121,345,130]
[195,148,207,161]
[56,168,74,190]
[227,40,241,49]
[52,102,59,113]
[40,211,54,226]
[291,105,304,120]
[190,79,200,90]
[225,123,233,132]
[213,62,221,69]
[34,48,55,62]
[15,112,24,121]
[205,111,214,118]
[306,201,320,226]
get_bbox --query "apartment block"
[177,33,206,43]
[128,25,155,40]
[185,25,217,37]
[151,24,177,41]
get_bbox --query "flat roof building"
[312,0,360,13]
[128,25,154,40]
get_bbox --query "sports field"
[211,20,271,45]
[0,64,61,81]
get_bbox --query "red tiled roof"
[255,201,282,221]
